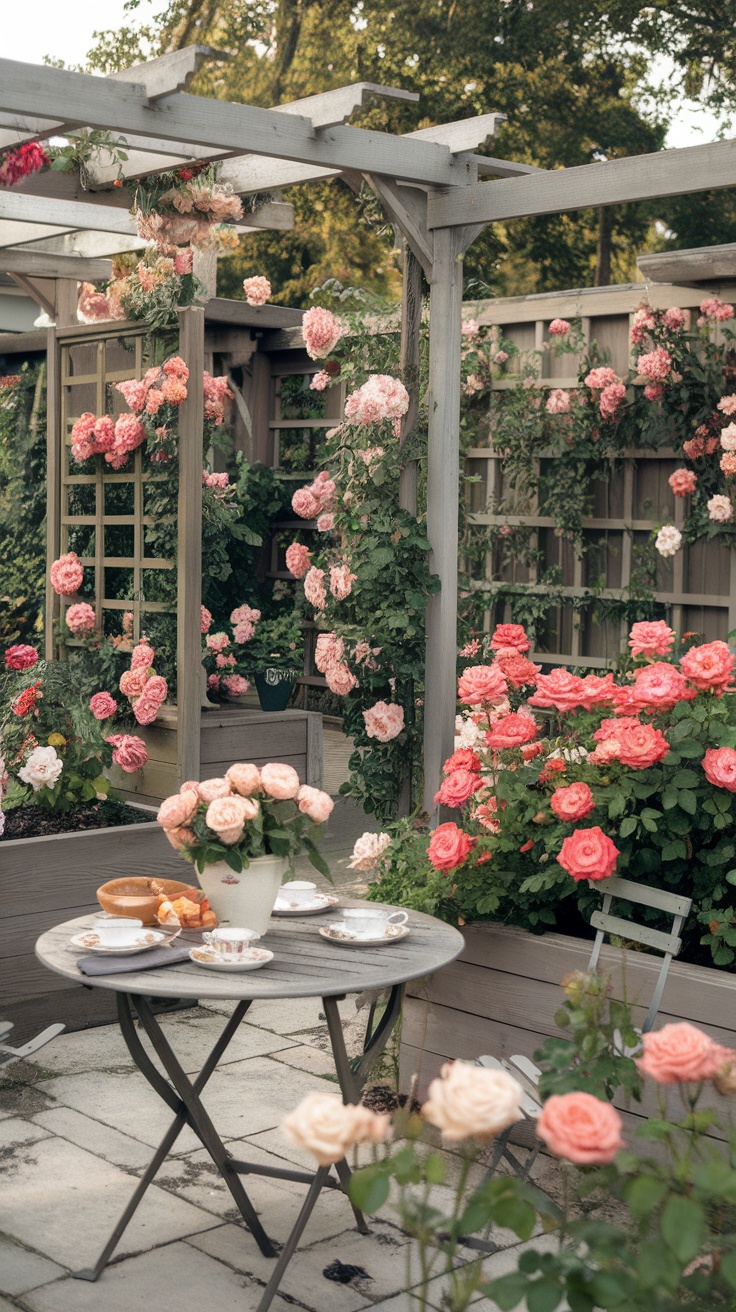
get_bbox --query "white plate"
[318,924,410,947]
[71,929,166,955]
[189,946,274,973]
[272,893,339,917]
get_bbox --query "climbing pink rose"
[668,468,697,497]
[301,306,343,360]
[457,664,508,707]
[106,733,148,773]
[200,605,212,634]
[536,1092,624,1164]
[89,692,118,720]
[324,663,358,695]
[242,275,271,306]
[314,633,344,673]
[130,642,155,670]
[548,318,570,336]
[119,667,150,699]
[113,413,146,452]
[4,644,38,671]
[637,347,672,383]
[222,674,249,696]
[310,371,331,391]
[363,701,404,742]
[131,674,168,724]
[260,762,301,799]
[304,566,327,610]
[50,552,84,596]
[285,543,311,578]
[546,388,571,414]
[296,785,334,823]
[703,746,736,791]
[329,564,357,600]
[292,486,322,519]
[65,602,97,634]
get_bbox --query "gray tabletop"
[35,901,465,1001]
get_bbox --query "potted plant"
[156,761,333,932]
[246,612,305,712]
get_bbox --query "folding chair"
[0,1020,65,1070]
[475,875,693,1184]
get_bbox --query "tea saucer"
[318,923,410,947]
[273,893,339,917]
[189,946,274,972]
[70,929,166,955]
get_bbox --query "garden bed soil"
[1,799,153,841]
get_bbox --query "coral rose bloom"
[557,826,619,882]
[422,1061,523,1143]
[283,1092,389,1166]
[157,789,199,829]
[261,762,300,799]
[628,620,675,659]
[296,785,334,823]
[632,662,694,711]
[434,768,484,808]
[443,749,481,774]
[226,762,262,796]
[428,822,474,871]
[637,1022,728,1084]
[50,551,84,596]
[490,623,530,653]
[485,712,539,750]
[703,746,736,791]
[89,691,118,721]
[550,782,595,823]
[536,1092,625,1165]
[198,777,231,804]
[680,640,735,693]
[457,664,508,707]
[528,669,587,713]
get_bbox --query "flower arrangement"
[366,620,736,968]
[0,141,49,188]
[132,163,244,250]
[155,761,333,876]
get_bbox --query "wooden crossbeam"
[428,137,736,228]
[0,59,473,188]
[0,249,112,279]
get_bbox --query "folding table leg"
[254,1167,332,1312]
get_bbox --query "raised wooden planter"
[401,922,736,1139]
[2,813,184,1036]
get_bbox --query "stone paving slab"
[0,1236,66,1298]
[29,1105,155,1171]
[0,1116,52,1150]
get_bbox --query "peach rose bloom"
[637,1022,728,1084]
[226,762,262,797]
[536,1092,625,1164]
[119,667,150,699]
[283,1092,389,1166]
[260,762,300,799]
[157,789,199,829]
[180,779,200,794]
[421,1061,522,1142]
[198,777,231,804]
[296,785,334,824]
[206,795,252,845]
[163,825,196,851]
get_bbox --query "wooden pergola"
[2,46,736,812]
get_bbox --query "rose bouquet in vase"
[156,762,333,933]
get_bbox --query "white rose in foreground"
[422,1061,523,1142]
[655,525,682,558]
[18,746,63,792]
[283,1092,390,1166]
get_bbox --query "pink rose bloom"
[304,566,327,610]
[428,822,474,870]
[92,415,115,454]
[261,762,300,799]
[317,513,335,532]
[493,350,508,365]
[314,633,344,673]
[557,826,619,882]
[70,412,97,461]
[114,414,146,455]
[131,642,155,670]
[119,667,150,698]
[309,370,331,392]
[490,623,530,654]
[545,388,571,414]
[628,620,675,659]
[89,691,118,720]
[50,552,84,597]
[285,543,312,578]
[457,663,508,707]
[703,746,736,791]
[161,377,188,406]
[485,712,539,751]
[292,486,322,520]
[637,1021,727,1084]
[663,305,687,330]
[207,674,221,691]
[325,663,358,696]
[65,601,97,635]
[577,672,616,709]
[115,379,149,413]
[599,381,627,418]
[718,394,736,416]
[106,733,148,773]
[132,674,168,724]
[226,763,261,796]
[667,468,697,498]
[223,674,249,696]
[296,785,334,824]
[4,644,38,671]
[550,782,595,823]
[637,347,672,383]
[206,631,230,653]
[632,662,694,711]
[198,777,231,804]
[528,668,588,713]
[173,249,193,275]
[548,318,570,336]
[206,794,255,845]
[242,275,271,306]
[302,306,343,360]
[720,453,736,474]
[157,789,199,829]
[422,1061,522,1142]
[643,383,664,401]
[630,307,656,344]
[461,319,479,337]
[536,1092,624,1165]
[434,768,484,808]
[708,494,733,522]
[200,605,212,634]
[721,423,736,452]
[681,639,735,693]
[700,296,734,322]
[585,366,618,390]
[344,374,409,426]
[329,564,357,600]
[363,700,405,742]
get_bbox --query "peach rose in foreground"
[157,789,199,830]
[206,795,255,845]
[422,1061,522,1142]
[637,1022,728,1084]
[536,1092,625,1164]
[198,777,231,804]
[226,762,262,797]
[550,782,595,823]
[283,1092,389,1166]
[163,825,196,851]
[260,762,300,799]
[296,785,334,823]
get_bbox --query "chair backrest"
[586,875,692,1033]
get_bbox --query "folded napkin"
[77,939,196,976]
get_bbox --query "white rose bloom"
[454,714,485,751]
[721,423,736,452]
[0,806,4,837]
[655,525,682,558]
[707,494,734,523]
[348,832,391,872]
[18,745,63,792]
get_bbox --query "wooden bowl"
[96,877,196,926]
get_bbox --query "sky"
[0,0,728,151]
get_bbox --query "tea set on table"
[72,879,411,974]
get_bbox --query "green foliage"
[0,364,47,645]
[245,611,305,673]
[184,791,331,879]
[534,971,644,1103]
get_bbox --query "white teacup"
[93,916,143,947]
[202,927,260,959]
[279,880,317,907]
[338,908,408,940]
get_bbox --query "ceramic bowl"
[96,877,197,925]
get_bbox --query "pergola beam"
[0,249,112,279]
[0,59,475,188]
[428,137,736,228]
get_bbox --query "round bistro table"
[36,902,464,1312]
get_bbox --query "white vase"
[196,854,288,935]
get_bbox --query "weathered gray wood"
[35,904,464,1001]
[407,114,502,151]
[399,244,422,516]
[1,250,112,280]
[428,137,736,228]
[204,299,303,329]
[365,177,434,278]
[0,328,47,354]
[0,189,139,236]
[8,272,55,318]
[637,241,736,285]
[109,44,228,99]
[0,58,473,188]
[176,307,205,786]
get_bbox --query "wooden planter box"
[2,814,185,1036]
[401,922,736,1140]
